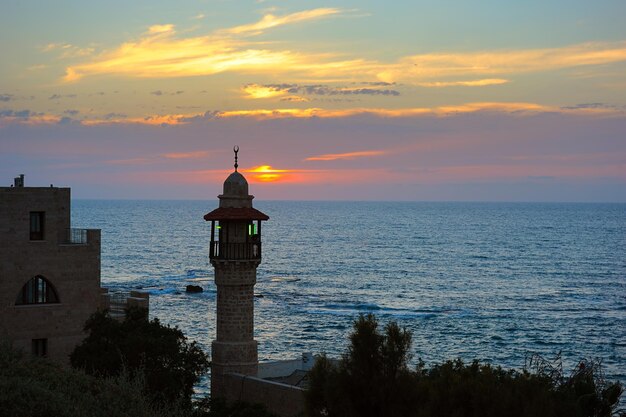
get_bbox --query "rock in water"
[185,285,203,293]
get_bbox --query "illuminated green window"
[248,223,258,236]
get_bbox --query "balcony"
[63,228,88,244]
[210,241,262,260]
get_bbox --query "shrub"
[306,314,624,417]
[70,308,209,408]
[0,339,183,417]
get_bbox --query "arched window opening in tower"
[15,275,60,305]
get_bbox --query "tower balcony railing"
[210,241,262,260]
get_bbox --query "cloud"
[62,8,346,82]
[560,102,619,110]
[162,150,209,159]
[0,109,60,125]
[416,79,509,87]
[377,42,626,83]
[305,150,387,161]
[0,94,15,102]
[151,90,184,96]
[147,24,175,35]
[103,112,127,120]
[2,101,624,128]
[0,109,34,118]
[58,11,626,88]
[219,8,341,36]
[57,116,74,125]
[242,83,400,99]
[41,42,94,58]
[63,109,80,115]
[280,96,309,102]
[49,94,77,100]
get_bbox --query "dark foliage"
[194,397,279,417]
[0,340,183,417]
[70,308,209,408]
[306,314,624,417]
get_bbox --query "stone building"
[0,175,123,363]
[205,151,313,417]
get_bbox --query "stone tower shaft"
[204,159,269,398]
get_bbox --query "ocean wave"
[303,302,471,319]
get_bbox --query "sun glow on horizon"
[245,165,292,182]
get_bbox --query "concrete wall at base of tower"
[221,373,305,417]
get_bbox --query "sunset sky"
[1,0,625,201]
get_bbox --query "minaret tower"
[204,147,269,397]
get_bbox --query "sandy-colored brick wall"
[0,187,101,364]
[211,261,259,396]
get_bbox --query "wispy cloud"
[151,90,184,96]
[3,101,624,128]
[49,94,77,100]
[242,83,400,99]
[62,8,345,82]
[58,10,626,88]
[416,79,509,87]
[305,150,387,161]
[162,150,209,159]
[42,42,94,58]
[219,8,341,36]
[377,42,626,83]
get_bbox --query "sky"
[0,0,625,201]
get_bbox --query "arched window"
[16,276,59,305]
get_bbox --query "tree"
[0,339,185,417]
[70,308,209,408]
[306,313,414,417]
[305,314,624,417]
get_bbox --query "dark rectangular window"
[32,338,47,357]
[29,211,45,240]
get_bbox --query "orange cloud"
[305,150,387,161]
[242,84,287,99]
[62,9,346,82]
[417,79,509,87]
[162,150,209,159]
[2,101,623,128]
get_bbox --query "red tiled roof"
[203,207,269,221]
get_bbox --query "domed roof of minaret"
[222,171,249,197]
[203,147,268,219]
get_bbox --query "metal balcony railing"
[64,228,88,244]
[210,241,262,260]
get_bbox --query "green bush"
[306,314,624,417]
[70,308,209,408]
[0,340,183,417]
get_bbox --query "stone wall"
[0,186,101,364]
[211,261,259,396]
[222,373,305,417]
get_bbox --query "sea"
[72,200,626,393]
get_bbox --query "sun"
[246,165,290,182]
